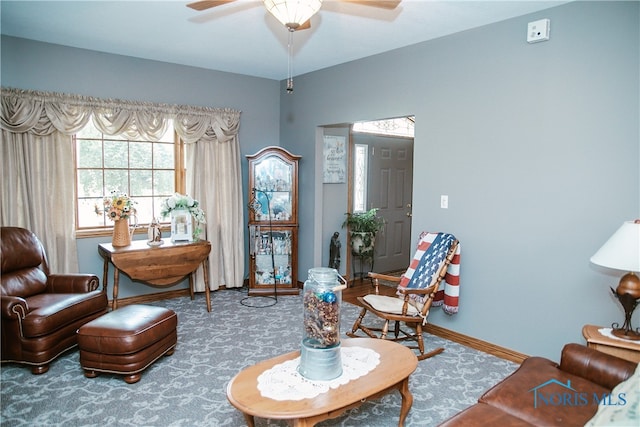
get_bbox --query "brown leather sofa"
[1,227,108,374]
[439,343,638,426]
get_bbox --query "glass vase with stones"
[299,267,344,381]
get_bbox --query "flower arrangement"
[101,191,136,221]
[161,193,206,240]
[160,193,206,223]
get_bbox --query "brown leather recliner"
[1,227,108,374]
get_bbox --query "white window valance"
[0,87,241,143]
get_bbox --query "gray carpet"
[1,289,518,426]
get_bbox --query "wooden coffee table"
[226,338,418,427]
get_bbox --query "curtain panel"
[1,87,244,290]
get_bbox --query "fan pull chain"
[287,28,294,93]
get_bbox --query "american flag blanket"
[397,231,461,315]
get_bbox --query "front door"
[352,132,414,273]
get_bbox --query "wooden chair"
[347,233,459,360]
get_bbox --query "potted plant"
[342,208,385,262]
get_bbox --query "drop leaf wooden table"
[98,238,212,311]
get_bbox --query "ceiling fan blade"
[339,0,401,9]
[187,0,238,11]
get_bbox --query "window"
[352,116,415,138]
[74,120,184,231]
[353,144,369,213]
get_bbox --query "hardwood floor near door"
[342,280,528,364]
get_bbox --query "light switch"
[440,195,448,209]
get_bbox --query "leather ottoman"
[77,304,177,384]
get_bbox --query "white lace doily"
[257,346,380,401]
[598,328,640,345]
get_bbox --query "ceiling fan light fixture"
[263,0,322,29]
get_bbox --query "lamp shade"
[263,0,322,28]
[590,220,640,272]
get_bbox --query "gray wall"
[320,125,350,275]
[1,36,281,298]
[2,1,638,360]
[280,1,639,360]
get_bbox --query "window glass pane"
[76,139,103,168]
[353,116,415,137]
[154,142,174,168]
[130,142,152,168]
[354,144,368,213]
[154,170,175,196]
[134,196,153,223]
[77,169,104,198]
[153,197,168,223]
[78,197,106,228]
[130,169,153,196]
[104,170,128,195]
[104,140,128,168]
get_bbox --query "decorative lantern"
[170,208,192,242]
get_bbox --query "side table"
[582,324,640,363]
[98,238,212,311]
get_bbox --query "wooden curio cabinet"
[247,146,301,296]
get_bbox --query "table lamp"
[590,219,640,340]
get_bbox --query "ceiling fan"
[188,1,400,93]
[187,0,401,31]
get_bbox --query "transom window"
[352,116,415,137]
[74,120,185,231]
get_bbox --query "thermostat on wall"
[527,19,550,43]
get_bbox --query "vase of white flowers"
[160,193,206,242]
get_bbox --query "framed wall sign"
[323,135,347,183]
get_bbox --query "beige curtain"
[180,113,244,290]
[0,92,89,273]
[1,129,78,273]
[1,88,243,285]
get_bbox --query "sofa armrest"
[560,343,638,390]
[0,295,28,319]
[46,274,100,293]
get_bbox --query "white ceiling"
[1,0,570,80]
